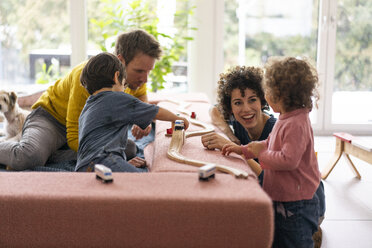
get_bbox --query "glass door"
[331,0,372,124]
[322,0,372,134]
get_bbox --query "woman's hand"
[209,105,240,144]
[201,132,234,150]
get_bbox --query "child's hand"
[221,143,242,156]
[179,117,189,130]
[132,124,152,140]
[247,142,266,157]
[128,157,147,168]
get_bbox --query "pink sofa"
[0,93,273,247]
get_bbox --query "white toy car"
[199,164,216,181]
[95,164,113,183]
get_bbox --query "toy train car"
[174,120,185,130]
[95,164,113,183]
[199,164,216,181]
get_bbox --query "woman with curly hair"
[222,57,325,248]
[201,66,276,178]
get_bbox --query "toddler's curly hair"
[217,66,268,121]
[264,56,319,112]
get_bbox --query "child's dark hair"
[80,52,126,95]
[217,66,268,121]
[264,56,320,112]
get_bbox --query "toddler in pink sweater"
[222,56,325,248]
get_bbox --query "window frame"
[317,0,372,134]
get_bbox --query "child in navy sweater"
[76,52,189,172]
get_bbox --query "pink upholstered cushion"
[0,172,273,248]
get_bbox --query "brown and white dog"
[0,90,30,142]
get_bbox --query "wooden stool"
[321,132,372,180]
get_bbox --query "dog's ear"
[9,92,18,107]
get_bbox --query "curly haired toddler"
[222,56,325,248]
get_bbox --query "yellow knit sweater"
[32,61,147,152]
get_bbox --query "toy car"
[174,120,185,130]
[199,164,216,181]
[95,164,113,183]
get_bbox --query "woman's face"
[230,88,263,131]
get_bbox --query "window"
[224,0,372,134]
[87,0,191,93]
[0,0,70,93]
[224,0,319,121]
[0,0,191,95]
[331,0,372,124]
[1,0,371,134]
[225,0,319,68]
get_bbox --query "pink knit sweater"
[243,108,320,202]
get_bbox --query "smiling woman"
[201,66,276,182]
[230,88,269,141]
[202,66,276,148]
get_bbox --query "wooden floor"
[315,136,372,248]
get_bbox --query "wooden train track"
[165,100,249,179]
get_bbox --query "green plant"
[35,63,60,84]
[89,0,195,92]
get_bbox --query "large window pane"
[224,0,319,122]
[224,0,319,68]
[332,0,372,124]
[87,0,191,93]
[0,0,70,93]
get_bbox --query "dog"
[0,90,30,142]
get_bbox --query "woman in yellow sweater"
[0,29,161,170]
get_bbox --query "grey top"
[76,91,159,171]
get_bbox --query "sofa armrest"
[0,172,273,248]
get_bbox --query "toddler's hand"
[221,143,242,156]
[247,142,266,157]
